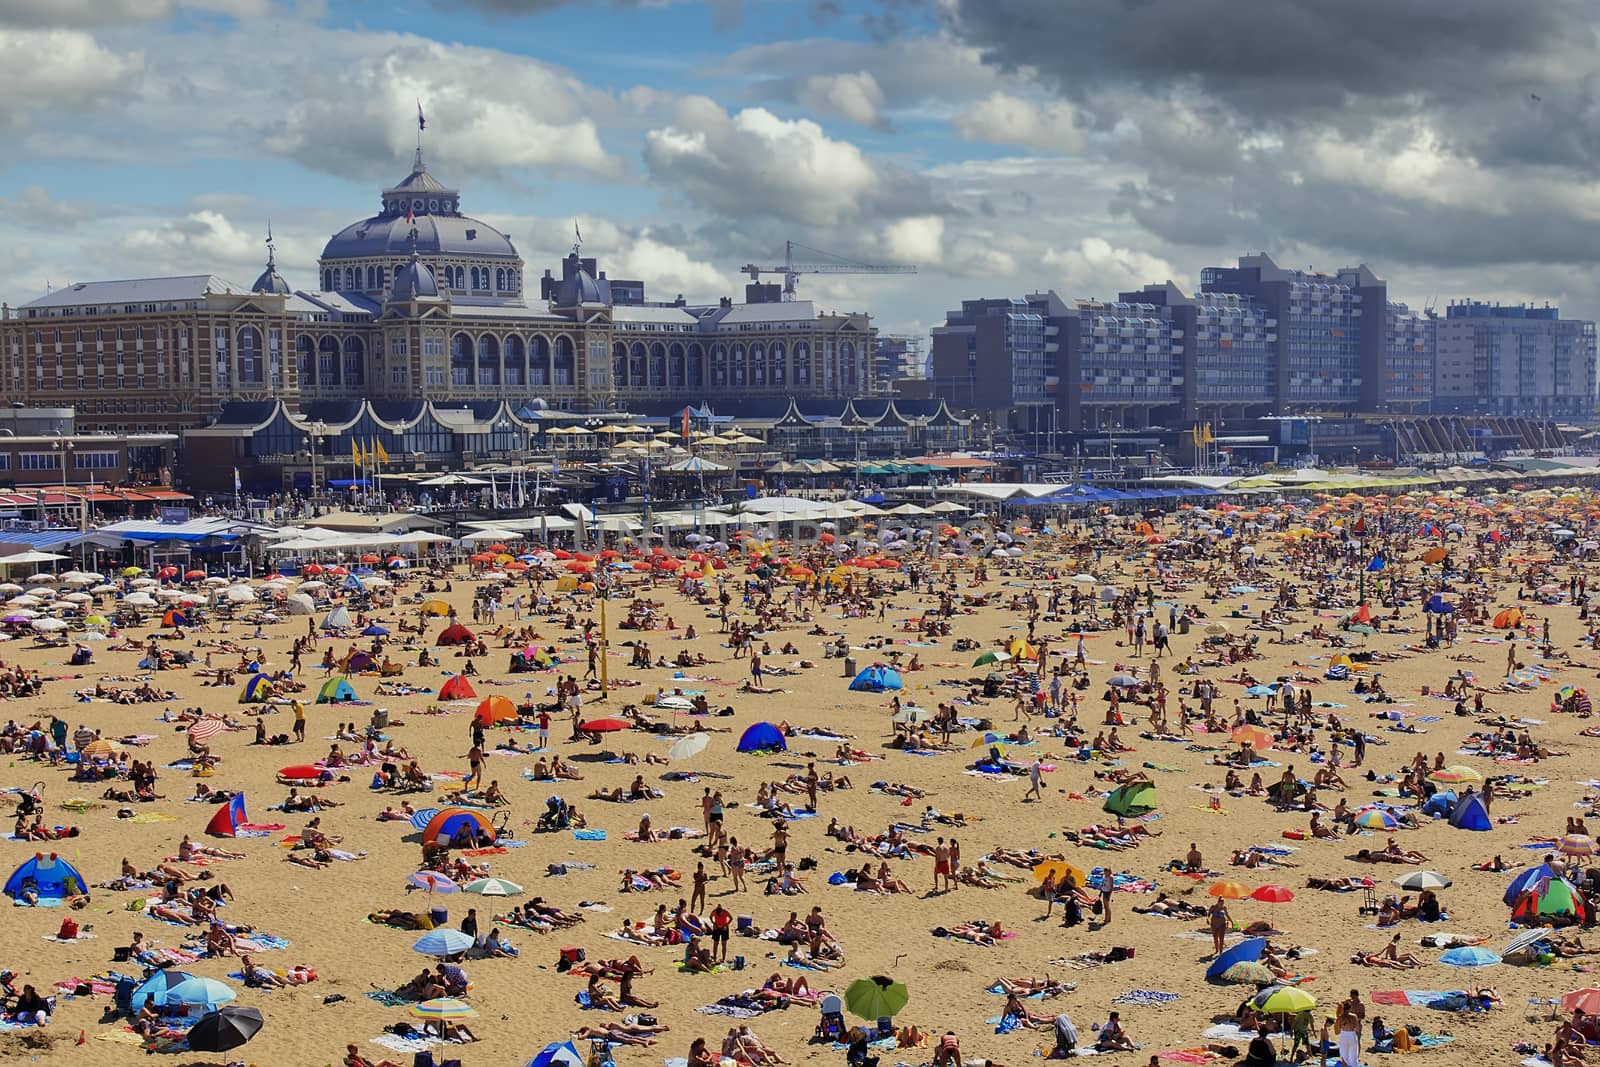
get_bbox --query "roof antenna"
[573,219,583,257]
[265,219,277,271]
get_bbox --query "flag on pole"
[352,440,363,470]
[233,467,241,497]
[374,439,389,465]
[681,407,690,441]
[417,101,426,131]
[1191,424,1201,448]
[1204,423,1215,444]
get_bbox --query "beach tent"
[341,649,376,673]
[361,623,389,636]
[1421,789,1457,818]
[316,677,358,703]
[420,599,452,617]
[849,664,903,692]
[1511,876,1590,926]
[1102,781,1156,817]
[4,852,87,901]
[421,807,495,848]
[1493,608,1523,629]
[161,609,189,628]
[1505,863,1560,906]
[439,675,477,700]
[437,623,475,646]
[322,604,351,630]
[1424,594,1455,614]
[205,794,249,838]
[474,695,517,726]
[342,574,366,594]
[238,674,274,703]
[736,721,787,753]
[1448,792,1492,831]
[285,593,315,615]
[526,1040,587,1067]
[1205,937,1267,981]
[1006,638,1039,662]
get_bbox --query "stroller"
[814,994,847,1042]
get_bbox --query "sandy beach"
[1,493,1598,1067]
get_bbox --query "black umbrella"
[187,1005,264,1053]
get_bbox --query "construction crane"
[741,240,915,301]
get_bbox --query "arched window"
[613,342,627,387]
[529,336,551,386]
[504,335,526,387]
[710,343,726,388]
[476,334,501,386]
[628,342,646,389]
[366,266,377,290]
[495,268,506,291]
[322,269,334,292]
[318,336,341,385]
[343,336,365,386]
[552,336,575,387]
[770,342,785,386]
[750,343,765,386]
[450,333,474,387]
[469,268,479,290]
[649,343,667,388]
[668,343,685,389]
[296,334,316,385]
[343,267,356,290]
[687,343,705,389]
[237,326,263,384]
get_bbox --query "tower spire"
[265,219,277,271]
[415,99,427,173]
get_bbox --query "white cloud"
[1042,237,1177,295]
[883,216,945,265]
[257,33,623,181]
[0,29,144,127]
[643,99,938,227]
[796,71,887,129]
[0,186,97,230]
[116,210,265,270]
[0,0,270,26]
[953,92,1082,152]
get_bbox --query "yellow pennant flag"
[352,440,363,468]
[374,438,390,465]
[1204,422,1215,444]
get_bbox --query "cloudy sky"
[5,0,1600,339]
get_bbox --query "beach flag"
[682,407,691,441]
[374,438,389,465]
[352,440,363,470]
[1203,423,1215,444]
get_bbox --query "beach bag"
[557,947,585,972]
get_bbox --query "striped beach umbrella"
[408,997,478,1020]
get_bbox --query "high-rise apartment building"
[1432,301,1597,418]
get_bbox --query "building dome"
[251,265,291,295]
[319,153,518,265]
[389,253,440,302]
[251,236,291,294]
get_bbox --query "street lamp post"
[52,431,76,529]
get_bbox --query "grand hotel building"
[0,151,879,436]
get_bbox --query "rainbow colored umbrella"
[1353,808,1400,830]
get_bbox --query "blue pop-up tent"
[1449,792,1492,831]
[528,1041,588,1067]
[849,665,903,692]
[4,852,88,902]
[1205,936,1267,980]
[736,721,787,753]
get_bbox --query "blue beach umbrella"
[1439,946,1501,967]
[161,976,238,1011]
[413,928,476,956]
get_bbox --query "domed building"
[1,143,890,467]
[316,150,523,302]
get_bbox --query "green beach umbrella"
[845,976,909,1020]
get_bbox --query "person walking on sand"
[1098,871,1115,926]
[932,838,951,894]
[1025,758,1043,802]
[1208,898,1231,956]
[1336,1002,1360,1067]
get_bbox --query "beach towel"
[573,829,607,841]
[1113,990,1180,1007]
